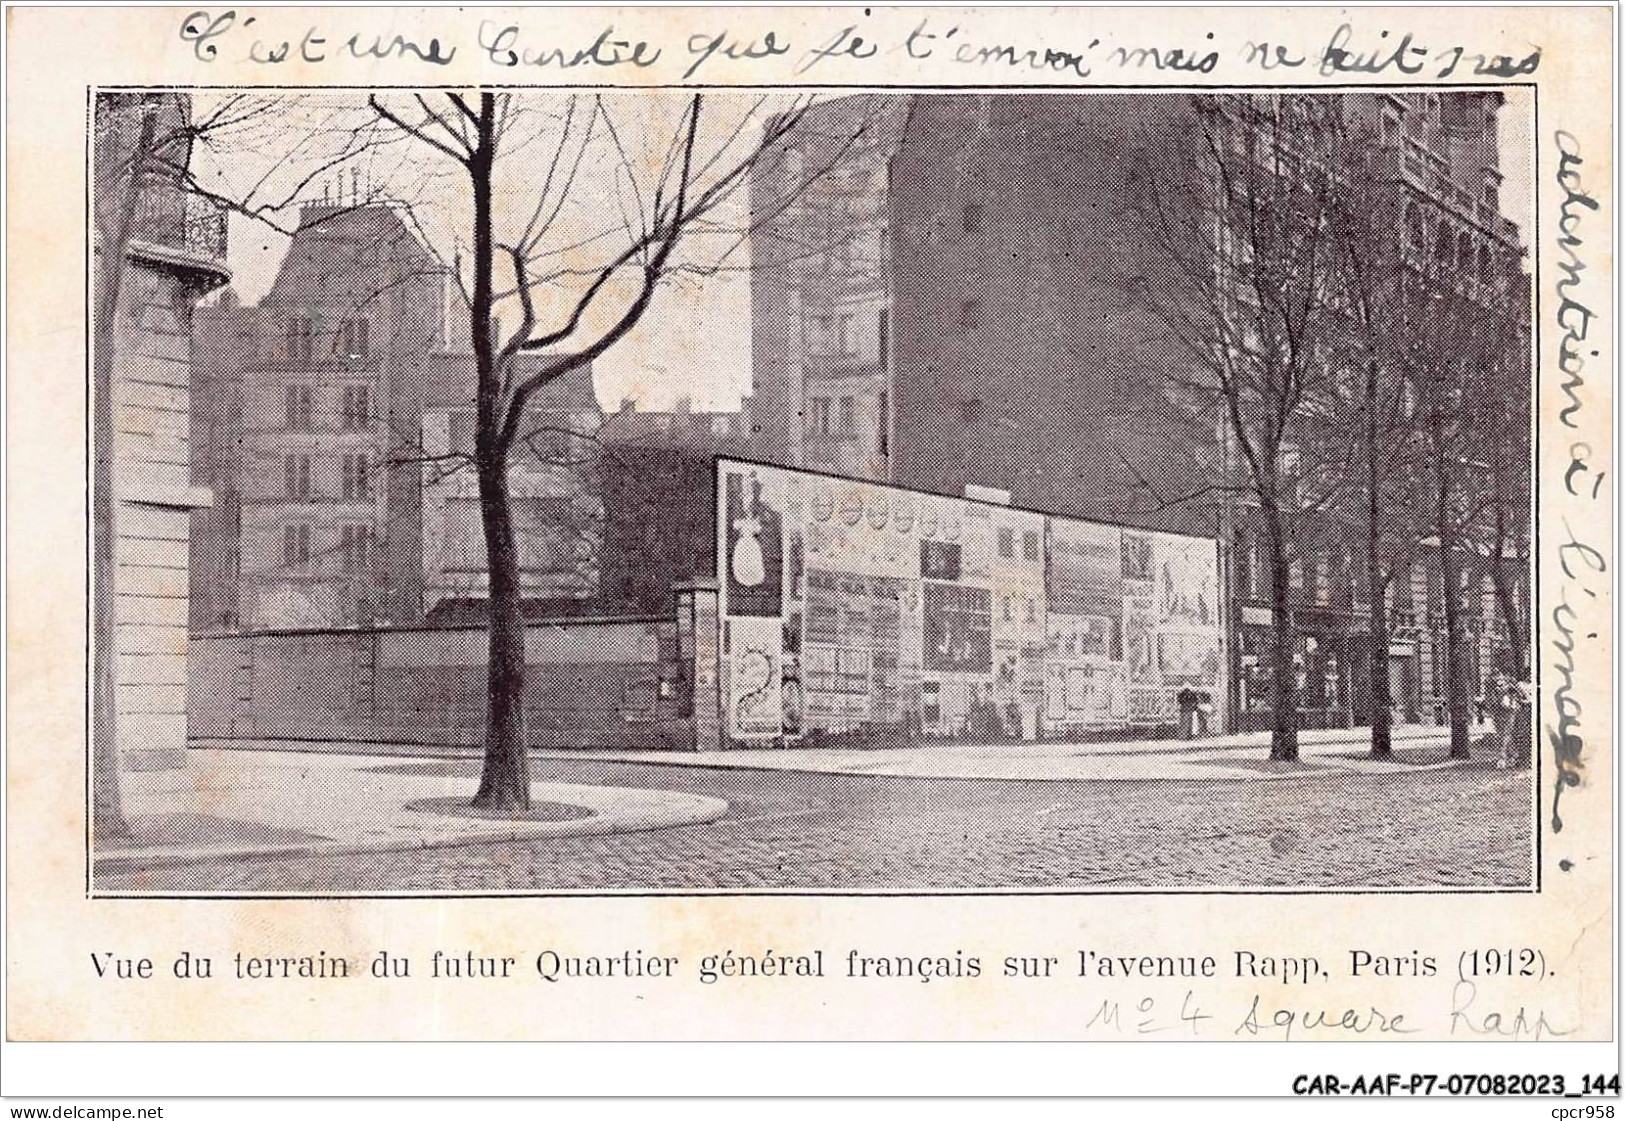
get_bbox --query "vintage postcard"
[3,1,1617,1098]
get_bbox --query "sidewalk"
[535,722,1484,782]
[183,722,1491,791]
[96,749,729,877]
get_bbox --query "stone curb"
[516,752,1478,783]
[93,792,729,877]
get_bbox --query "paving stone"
[99,759,1535,893]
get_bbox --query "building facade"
[749,98,911,482]
[596,399,753,614]
[418,352,603,619]
[192,202,613,632]
[95,92,231,773]
[192,202,464,629]
[752,93,1531,731]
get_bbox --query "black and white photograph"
[89,83,1539,895]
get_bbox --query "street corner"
[93,756,730,881]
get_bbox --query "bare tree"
[1324,137,1431,759]
[1463,277,1533,681]
[370,91,872,809]
[1128,93,1353,762]
[1408,277,1527,759]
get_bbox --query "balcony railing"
[132,182,229,270]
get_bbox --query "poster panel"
[1047,517,1124,617]
[1154,534,1219,629]
[722,465,785,618]
[726,615,783,741]
[923,582,992,674]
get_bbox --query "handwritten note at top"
[177,12,1541,82]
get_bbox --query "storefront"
[1234,606,1356,731]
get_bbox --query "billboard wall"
[717,460,1224,743]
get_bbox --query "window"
[877,391,888,456]
[837,395,856,437]
[958,298,982,332]
[448,410,475,456]
[534,427,568,462]
[282,523,311,567]
[285,384,313,431]
[335,319,369,358]
[1405,204,1426,255]
[284,454,311,499]
[1457,230,1473,271]
[1332,544,1353,602]
[1482,180,1499,211]
[341,385,371,431]
[877,308,889,370]
[963,202,984,233]
[517,496,577,572]
[809,396,832,437]
[286,316,312,362]
[339,524,371,572]
[809,315,834,356]
[1478,243,1493,284]
[342,454,371,500]
[959,398,984,426]
[1459,565,1482,619]
[1234,528,1251,599]
[997,527,1014,558]
[1394,561,1415,613]
[1022,529,1041,562]
[1435,218,1453,263]
[837,313,854,355]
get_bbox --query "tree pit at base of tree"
[405,796,595,824]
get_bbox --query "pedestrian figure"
[1195,690,1214,737]
[1489,671,1526,769]
[1177,685,1199,739]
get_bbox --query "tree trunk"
[1365,566,1393,759]
[1439,542,1471,759]
[1487,503,1528,679]
[1364,359,1392,759]
[1264,503,1299,762]
[472,456,530,810]
[1433,446,1471,759]
[91,100,158,846]
[467,94,531,811]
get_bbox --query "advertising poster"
[723,466,785,618]
[923,582,992,674]
[919,538,962,581]
[1155,534,1219,629]
[1158,631,1219,684]
[1121,529,1154,582]
[1124,594,1160,684]
[1047,518,1124,617]
[727,615,783,741]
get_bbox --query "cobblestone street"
[100,756,1536,894]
